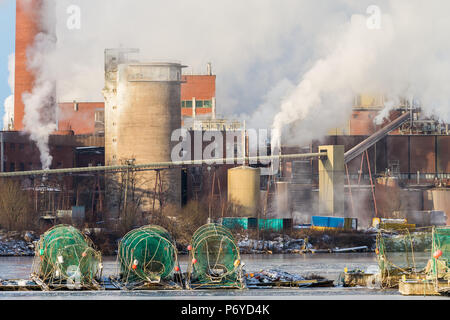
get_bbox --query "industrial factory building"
[2,0,449,229]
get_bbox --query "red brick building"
[55,74,216,136]
[57,102,104,136]
[181,75,216,117]
[0,131,104,172]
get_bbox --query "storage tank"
[227,166,260,216]
[426,188,450,225]
[104,51,185,214]
[275,182,291,218]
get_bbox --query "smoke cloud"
[40,0,356,111]
[25,0,450,154]
[271,1,450,148]
[2,53,14,130]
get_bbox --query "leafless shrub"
[0,179,35,231]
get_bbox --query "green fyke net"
[187,224,244,289]
[430,227,450,279]
[34,225,102,287]
[118,225,178,284]
[376,228,432,279]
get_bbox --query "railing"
[0,152,327,177]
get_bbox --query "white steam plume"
[271,1,450,148]
[3,53,15,130]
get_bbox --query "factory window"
[28,162,33,170]
[196,100,203,108]
[182,100,193,108]
[10,143,15,151]
[3,162,6,172]
[9,163,15,172]
[19,163,25,171]
[19,144,24,150]
[95,110,104,123]
[193,100,213,108]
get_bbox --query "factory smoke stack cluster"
[270,2,450,148]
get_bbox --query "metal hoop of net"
[117,225,179,287]
[186,224,245,289]
[31,224,103,290]
[376,227,433,288]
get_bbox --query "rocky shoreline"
[0,230,38,257]
[236,233,377,254]
[0,229,378,257]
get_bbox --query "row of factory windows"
[2,143,67,152]
[181,100,213,109]
[2,161,65,172]
[3,143,26,151]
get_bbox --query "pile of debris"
[0,230,37,256]
[237,235,312,254]
[245,269,306,285]
[244,269,333,288]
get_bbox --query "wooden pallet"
[399,279,449,296]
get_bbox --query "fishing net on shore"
[32,225,102,289]
[117,225,179,285]
[429,227,450,280]
[376,227,432,287]
[186,224,245,289]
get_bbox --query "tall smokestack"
[14,0,43,131]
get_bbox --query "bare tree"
[0,179,34,231]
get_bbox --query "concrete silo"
[104,49,185,215]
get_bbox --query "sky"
[0,0,15,130]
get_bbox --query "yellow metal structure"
[318,145,345,216]
[227,166,261,216]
